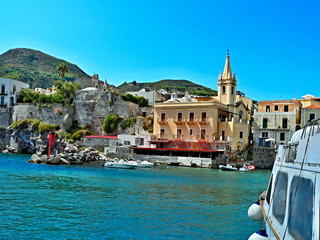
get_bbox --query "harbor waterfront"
[0,153,270,240]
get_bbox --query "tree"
[57,62,68,78]
[54,80,80,104]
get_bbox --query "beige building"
[152,53,251,153]
[253,100,302,146]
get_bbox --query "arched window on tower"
[222,86,226,94]
[231,87,234,94]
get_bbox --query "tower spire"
[222,50,232,79]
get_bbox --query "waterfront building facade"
[253,99,302,146]
[152,53,251,155]
[0,78,29,108]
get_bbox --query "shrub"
[121,117,137,130]
[122,94,148,107]
[82,123,91,130]
[103,114,121,133]
[70,129,95,140]
[55,108,63,115]
[38,123,60,134]
[31,119,41,128]
[11,120,22,129]
[0,126,4,131]
[143,115,154,133]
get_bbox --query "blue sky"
[1,0,319,101]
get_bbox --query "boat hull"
[104,162,137,169]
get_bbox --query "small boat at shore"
[239,164,255,172]
[219,163,238,171]
[137,160,155,168]
[104,159,137,169]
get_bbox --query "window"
[280,132,285,141]
[221,130,225,140]
[201,129,206,140]
[222,86,226,94]
[274,105,278,111]
[284,105,289,112]
[272,171,288,224]
[266,174,273,204]
[177,128,182,139]
[262,132,268,138]
[189,129,193,136]
[13,85,16,93]
[231,86,234,94]
[288,177,313,240]
[160,112,166,121]
[189,112,194,121]
[201,112,207,121]
[160,128,165,138]
[309,113,315,121]
[282,118,288,129]
[0,96,4,105]
[266,105,270,112]
[135,138,144,146]
[177,112,182,121]
[239,110,243,120]
[263,118,268,129]
[239,131,243,139]
[1,85,5,94]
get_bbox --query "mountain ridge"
[117,79,217,96]
[0,48,90,88]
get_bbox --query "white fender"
[248,201,263,221]
[248,230,270,240]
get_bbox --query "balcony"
[157,118,167,125]
[173,118,185,125]
[185,118,197,125]
[198,118,209,125]
[0,102,7,107]
[0,91,8,96]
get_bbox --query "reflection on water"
[0,154,270,239]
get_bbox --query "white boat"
[219,163,238,171]
[104,159,137,169]
[137,160,155,168]
[248,119,320,239]
[239,164,255,172]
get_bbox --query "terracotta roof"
[84,135,118,139]
[305,105,320,109]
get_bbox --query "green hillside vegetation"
[117,79,217,96]
[0,48,90,88]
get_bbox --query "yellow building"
[153,53,251,152]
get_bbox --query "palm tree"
[57,62,68,78]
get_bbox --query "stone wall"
[0,108,11,128]
[0,129,12,151]
[12,104,74,129]
[252,147,276,169]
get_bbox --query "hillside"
[0,48,90,88]
[117,79,217,96]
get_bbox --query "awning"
[149,140,171,143]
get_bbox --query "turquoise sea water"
[0,153,270,240]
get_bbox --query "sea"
[0,153,270,240]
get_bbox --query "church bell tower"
[218,51,237,106]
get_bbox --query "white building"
[126,89,168,106]
[0,78,29,108]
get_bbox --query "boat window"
[266,174,273,204]
[272,171,288,224]
[285,144,298,163]
[288,177,313,240]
